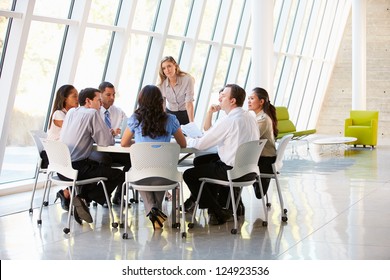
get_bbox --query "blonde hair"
[158,56,188,85]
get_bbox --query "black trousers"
[258,156,277,194]
[166,109,189,125]
[59,158,125,205]
[88,151,131,198]
[183,159,232,210]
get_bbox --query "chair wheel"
[123,233,128,239]
[231,228,238,234]
[188,223,194,229]
[282,216,288,222]
[119,223,124,228]
[29,209,33,214]
[43,201,49,207]
[266,202,271,208]
[63,228,70,234]
[37,219,42,225]
[262,221,268,227]
[182,232,187,238]
[112,222,118,228]
[283,209,288,214]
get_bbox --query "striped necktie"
[104,110,111,128]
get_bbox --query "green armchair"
[344,110,379,148]
[276,106,316,140]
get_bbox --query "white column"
[251,0,273,98]
[352,0,366,110]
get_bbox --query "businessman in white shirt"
[183,84,260,225]
[97,81,131,206]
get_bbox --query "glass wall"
[0,0,350,185]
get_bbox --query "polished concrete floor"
[1,138,390,260]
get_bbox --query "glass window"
[0,21,66,184]
[33,0,72,18]
[88,0,121,26]
[133,0,159,31]
[161,39,182,61]
[168,0,192,36]
[224,0,244,44]
[198,0,220,40]
[117,34,151,115]
[73,28,112,90]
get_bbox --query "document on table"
[181,122,203,138]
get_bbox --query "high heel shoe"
[147,211,163,230]
[150,207,167,224]
[54,189,70,211]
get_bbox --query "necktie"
[104,110,111,128]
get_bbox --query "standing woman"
[157,56,195,125]
[47,84,79,141]
[121,85,186,230]
[247,87,278,199]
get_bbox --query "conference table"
[94,143,197,164]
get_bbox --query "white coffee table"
[312,136,357,155]
[312,136,357,145]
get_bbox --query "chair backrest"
[350,110,379,126]
[30,130,47,154]
[42,140,78,180]
[228,139,267,181]
[274,134,293,172]
[275,107,297,135]
[128,142,182,183]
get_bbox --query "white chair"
[120,142,186,239]
[38,140,118,234]
[188,139,267,234]
[29,130,49,214]
[260,134,293,222]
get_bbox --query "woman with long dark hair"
[247,87,278,199]
[121,85,186,230]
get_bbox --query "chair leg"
[123,183,131,239]
[179,182,187,238]
[229,184,238,234]
[64,184,77,234]
[189,182,205,228]
[119,182,126,227]
[37,174,51,225]
[100,180,118,228]
[29,167,40,214]
[257,178,268,226]
[274,176,288,222]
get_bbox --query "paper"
[181,122,203,138]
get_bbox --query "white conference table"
[94,144,197,163]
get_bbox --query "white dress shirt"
[187,107,260,166]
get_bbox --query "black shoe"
[54,190,70,211]
[182,197,196,213]
[210,208,232,225]
[73,196,93,223]
[112,196,130,207]
[73,209,82,225]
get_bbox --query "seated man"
[60,87,125,223]
[183,84,260,225]
[97,81,131,205]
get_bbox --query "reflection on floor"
[1,140,390,260]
